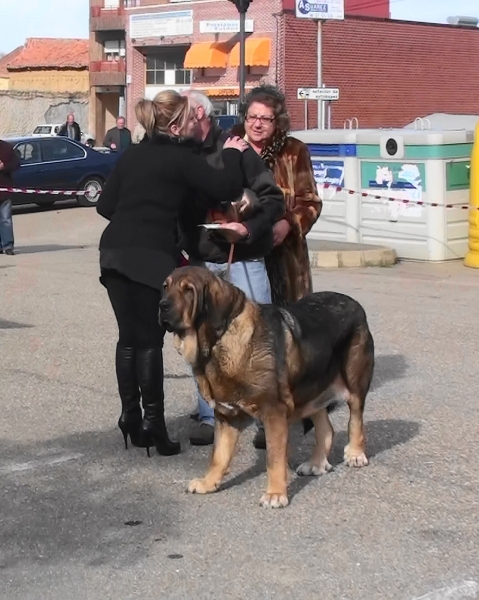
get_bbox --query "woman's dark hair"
[239,84,290,134]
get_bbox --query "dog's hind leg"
[188,416,244,495]
[343,324,374,468]
[296,408,334,476]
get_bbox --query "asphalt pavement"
[0,202,478,600]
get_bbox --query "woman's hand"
[272,219,291,247]
[214,222,249,244]
[223,136,249,153]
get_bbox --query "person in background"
[0,138,20,256]
[103,116,132,151]
[58,113,81,142]
[233,84,322,450]
[96,90,248,459]
[178,89,285,447]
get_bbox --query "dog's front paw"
[187,478,219,494]
[343,445,369,467]
[296,460,333,476]
[259,493,289,509]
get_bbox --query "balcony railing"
[90,59,126,86]
[90,5,126,31]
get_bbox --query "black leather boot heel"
[115,344,144,449]
[136,347,181,457]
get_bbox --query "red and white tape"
[1,183,478,212]
[0,187,86,196]
[320,182,478,211]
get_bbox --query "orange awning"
[204,88,239,97]
[184,42,229,69]
[229,38,271,68]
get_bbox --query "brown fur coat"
[266,136,322,304]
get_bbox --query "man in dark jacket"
[58,113,81,142]
[103,116,132,151]
[0,139,20,255]
[180,90,285,445]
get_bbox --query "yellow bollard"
[464,121,479,268]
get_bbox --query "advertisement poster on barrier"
[361,161,426,219]
[312,159,344,198]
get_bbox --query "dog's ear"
[181,280,204,327]
[203,277,245,337]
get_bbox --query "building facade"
[89,0,391,139]
[88,0,479,139]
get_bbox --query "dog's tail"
[302,401,340,435]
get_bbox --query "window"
[41,139,84,161]
[104,39,126,61]
[15,141,42,163]
[212,100,239,116]
[146,52,191,86]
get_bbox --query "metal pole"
[317,19,323,130]
[239,8,246,105]
[305,100,308,130]
[321,83,326,130]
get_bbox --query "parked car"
[7,136,120,207]
[32,123,95,146]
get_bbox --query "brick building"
[88,0,479,141]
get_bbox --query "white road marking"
[0,453,84,474]
[412,580,479,600]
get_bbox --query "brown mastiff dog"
[160,266,374,508]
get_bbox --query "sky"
[0,0,478,54]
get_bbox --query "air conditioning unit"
[447,15,479,27]
[380,135,404,159]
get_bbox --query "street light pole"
[239,7,246,105]
[228,0,251,106]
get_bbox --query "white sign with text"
[199,20,254,33]
[130,11,193,39]
[297,87,340,100]
[295,0,344,20]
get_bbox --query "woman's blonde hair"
[135,90,191,139]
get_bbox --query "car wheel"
[77,177,103,207]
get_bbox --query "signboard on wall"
[361,161,426,218]
[199,20,254,33]
[313,159,345,188]
[295,0,344,20]
[130,11,194,39]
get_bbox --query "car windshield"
[33,126,52,134]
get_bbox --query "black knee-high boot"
[116,344,144,449]
[136,347,181,457]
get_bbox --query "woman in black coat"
[96,91,248,457]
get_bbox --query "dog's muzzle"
[159,298,174,332]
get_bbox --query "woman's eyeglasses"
[245,115,275,125]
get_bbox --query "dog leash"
[225,243,235,281]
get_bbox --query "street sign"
[297,87,340,101]
[295,0,344,20]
